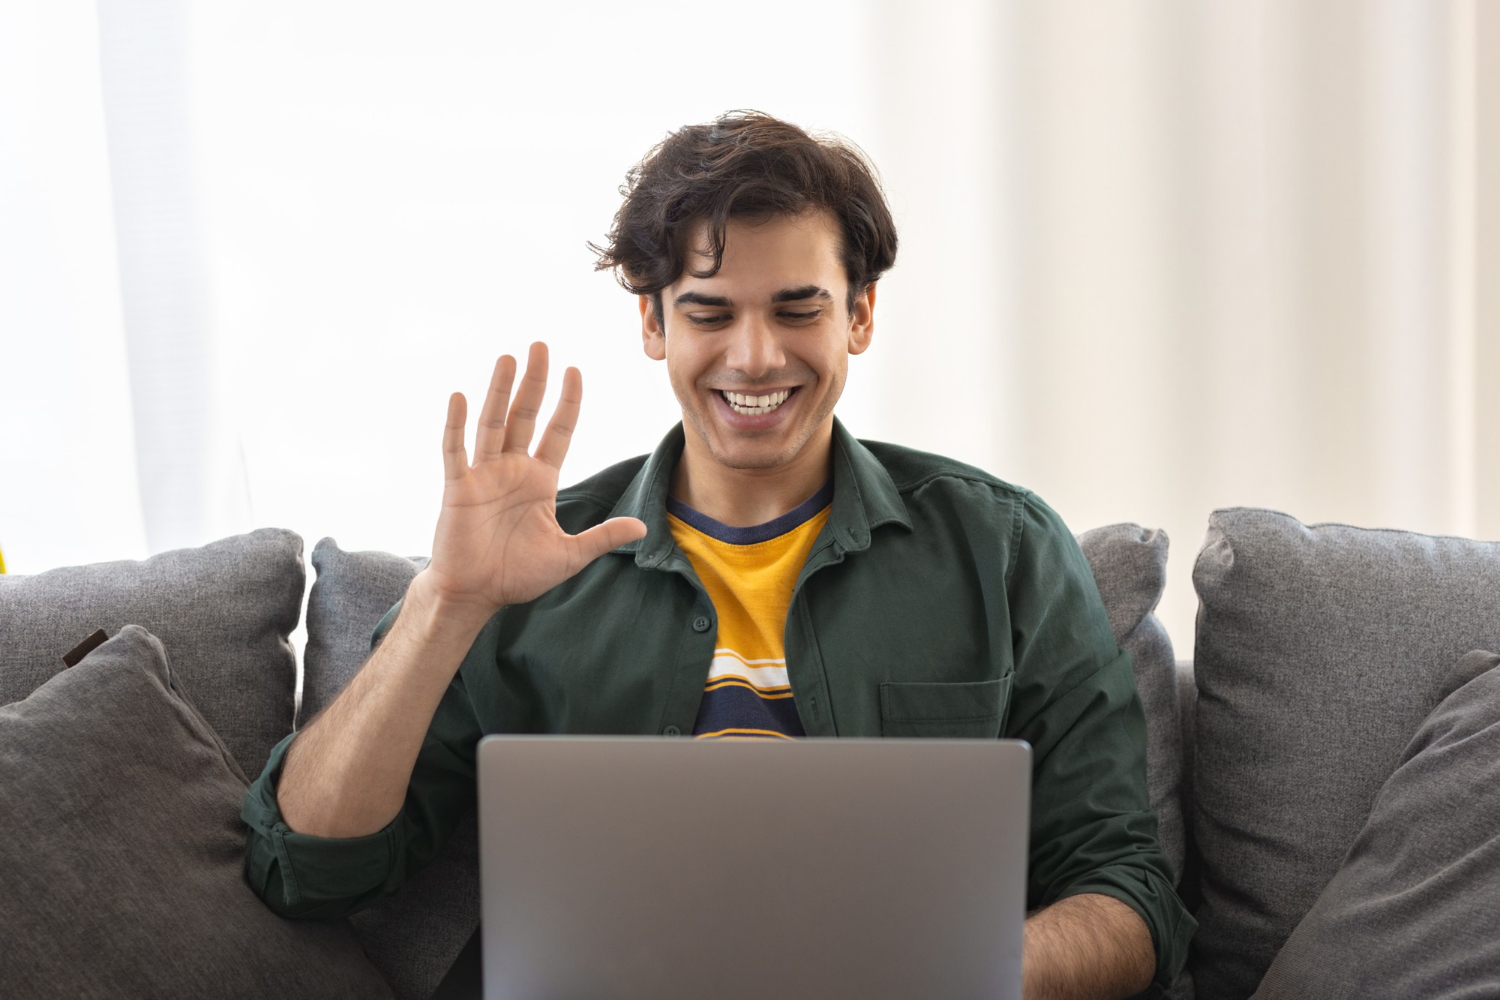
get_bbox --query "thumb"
[569,516,649,567]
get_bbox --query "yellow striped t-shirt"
[666,482,832,740]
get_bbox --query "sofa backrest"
[1075,523,1185,887]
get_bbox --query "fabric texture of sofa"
[2,509,1496,999]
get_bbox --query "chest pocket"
[879,676,1012,738]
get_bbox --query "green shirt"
[242,419,1195,988]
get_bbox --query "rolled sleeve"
[240,734,412,918]
[1006,494,1196,989]
[241,602,488,919]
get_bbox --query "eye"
[779,310,822,322]
[686,313,730,327]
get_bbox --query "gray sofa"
[2,509,1497,999]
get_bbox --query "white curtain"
[2,0,1495,647]
[0,3,145,570]
[861,0,1499,641]
[97,0,250,554]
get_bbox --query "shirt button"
[692,616,712,633]
[662,725,682,737]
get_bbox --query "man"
[243,111,1193,998]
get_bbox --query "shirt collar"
[608,417,912,568]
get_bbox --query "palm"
[425,344,646,612]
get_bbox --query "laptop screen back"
[477,736,1030,1000]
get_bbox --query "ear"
[640,294,666,361]
[847,282,876,356]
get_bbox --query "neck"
[670,421,834,527]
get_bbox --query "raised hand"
[422,342,648,617]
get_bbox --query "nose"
[724,312,785,378]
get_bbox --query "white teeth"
[721,389,792,415]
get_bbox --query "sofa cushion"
[1190,509,1500,999]
[1251,650,1500,999]
[1076,523,1184,888]
[0,625,393,999]
[0,529,303,778]
[302,538,469,1000]
[301,539,429,727]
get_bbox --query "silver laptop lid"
[477,736,1030,1000]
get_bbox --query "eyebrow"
[673,292,732,308]
[672,286,833,308]
[772,285,833,304]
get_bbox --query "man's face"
[640,210,875,475]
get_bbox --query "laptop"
[473,735,1031,1000]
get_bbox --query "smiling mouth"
[719,388,795,416]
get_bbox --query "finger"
[568,517,649,568]
[473,355,517,462]
[534,366,583,470]
[442,393,469,481]
[502,342,549,455]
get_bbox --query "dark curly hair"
[592,111,899,320]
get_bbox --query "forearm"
[1023,893,1155,1000]
[277,570,495,838]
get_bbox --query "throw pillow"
[1251,650,1500,999]
[301,538,469,1000]
[0,626,393,999]
[1189,508,1500,1000]
[0,528,303,777]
